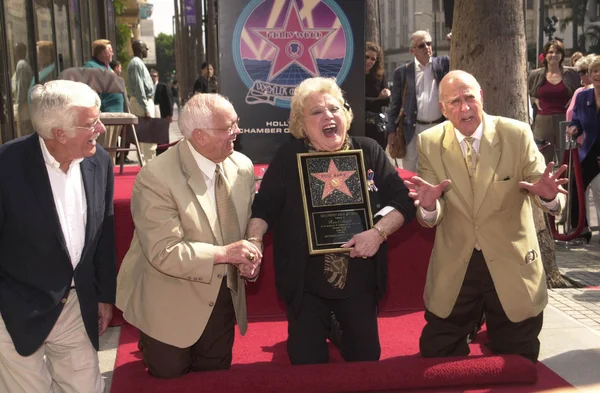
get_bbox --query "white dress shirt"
[419,124,558,222]
[414,57,443,122]
[187,141,232,275]
[39,137,87,273]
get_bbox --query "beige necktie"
[214,165,240,291]
[463,137,481,250]
[464,137,478,179]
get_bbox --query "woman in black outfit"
[365,42,391,149]
[245,77,415,365]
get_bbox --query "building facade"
[0,0,118,144]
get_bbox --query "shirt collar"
[415,56,431,69]
[39,136,84,170]
[186,140,222,180]
[454,122,483,144]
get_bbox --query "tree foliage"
[155,33,175,82]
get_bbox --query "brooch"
[367,169,378,192]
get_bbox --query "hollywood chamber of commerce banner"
[219,0,365,163]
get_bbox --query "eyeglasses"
[365,55,377,61]
[151,74,158,78]
[416,41,433,50]
[578,69,588,75]
[73,118,102,133]
[205,118,240,135]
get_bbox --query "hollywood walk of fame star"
[251,0,336,81]
[311,159,356,200]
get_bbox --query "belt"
[416,117,444,125]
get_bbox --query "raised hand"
[403,176,451,211]
[519,162,568,200]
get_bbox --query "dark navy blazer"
[0,133,116,355]
[569,88,599,162]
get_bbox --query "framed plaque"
[297,150,374,255]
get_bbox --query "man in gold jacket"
[405,70,568,363]
[116,93,261,378]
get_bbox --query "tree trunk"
[365,0,380,44]
[452,0,566,287]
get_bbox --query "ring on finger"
[246,252,255,262]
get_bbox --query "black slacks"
[139,278,236,378]
[286,291,381,365]
[419,249,543,363]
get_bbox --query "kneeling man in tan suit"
[405,71,568,363]
[116,93,261,378]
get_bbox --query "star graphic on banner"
[251,0,335,81]
[311,159,356,200]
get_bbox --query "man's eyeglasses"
[73,118,102,133]
[578,69,588,75]
[151,74,158,78]
[206,118,240,135]
[365,55,377,61]
[416,41,433,50]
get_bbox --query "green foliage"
[113,0,126,15]
[116,22,131,65]
[155,33,175,81]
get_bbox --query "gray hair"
[30,80,101,139]
[438,70,482,101]
[410,30,432,48]
[575,54,596,71]
[178,93,234,139]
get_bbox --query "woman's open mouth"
[322,124,338,137]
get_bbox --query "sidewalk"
[550,198,600,332]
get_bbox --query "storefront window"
[69,0,83,66]
[4,0,35,137]
[33,0,57,85]
[0,6,10,143]
[54,0,71,71]
[80,0,91,60]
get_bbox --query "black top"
[193,76,209,94]
[0,134,116,355]
[251,136,415,315]
[365,73,390,113]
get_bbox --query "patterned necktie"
[214,165,241,245]
[214,166,241,291]
[464,137,478,179]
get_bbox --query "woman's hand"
[378,88,391,98]
[566,125,579,136]
[341,229,383,259]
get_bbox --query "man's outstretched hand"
[519,162,568,200]
[403,176,451,211]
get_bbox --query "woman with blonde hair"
[246,77,415,365]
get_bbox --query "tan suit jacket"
[416,114,565,323]
[116,141,255,348]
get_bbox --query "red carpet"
[111,312,570,393]
[110,165,571,392]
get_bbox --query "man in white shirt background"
[0,80,116,392]
[387,30,450,172]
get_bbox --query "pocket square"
[525,250,537,264]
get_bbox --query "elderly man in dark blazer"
[387,30,450,172]
[0,80,116,393]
